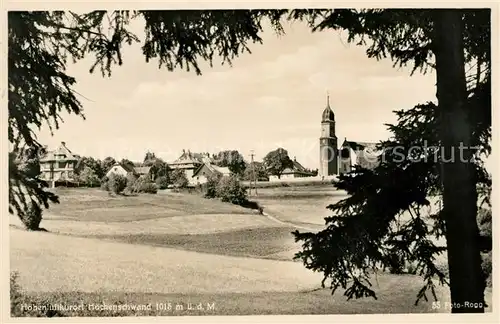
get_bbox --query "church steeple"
[319,91,338,177]
[321,91,335,122]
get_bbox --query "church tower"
[319,93,338,176]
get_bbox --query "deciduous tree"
[170,169,189,189]
[213,150,247,176]
[75,156,105,178]
[263,148,294,179]
[243,161,269,181]
[101,157,117,174]
[120,158,136,171]
[77,166,100,187]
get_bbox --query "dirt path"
[260,212,322,232]
[9,212,288,236]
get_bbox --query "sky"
[36,17,437,169]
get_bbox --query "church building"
[338,140,382,174]
[319,95,382,176]
[319,95,338,177]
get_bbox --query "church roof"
[342,140,379,152]
[321,94,335,122]
[322,107,335,122]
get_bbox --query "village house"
[105,162,132,178]
[134,166,154,181]
[269,157,315,182]
[40,142,79,187]
[167,150,235,186]
[105,162,154,181]
[191,163,231,186]
[168,150,212,179]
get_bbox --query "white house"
[168,150,211,179]
[269,157,315,182]
[105,163,155,180]
[191,163,231,186]
[105,163,132,178]
[39,141,80,187]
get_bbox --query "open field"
[11,228,457,316]
[253,185,346,227]
[16,281,451,316]
[10,187,301,260]
[10,186,492,316]
[46,188,255,222]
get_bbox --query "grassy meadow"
[252,185,346,228]
[46,187,256,222]
[9,185,492,316]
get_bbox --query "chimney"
[293,156,296,162]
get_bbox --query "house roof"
[170,150,211,166]
[134,166,151,175]
[192,163,231,177]
[282,158,313,175]
[40,142,78,162]
[108,162,135,174]
[212,165,231,175]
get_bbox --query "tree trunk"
[433,10,484,313]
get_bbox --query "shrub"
[435,261,449,278]
[133,175,158,194]
[155,175,169,190]
[478,207,492,238]
[100,176,109,191]
[126,173,138,192]
[106,173,127,194]
[239,199,263,213]
[77,166,100,187]
[482,251,492,288]
[10,272,22,315]
[427,207,491,287]
[204,173,222,198]
[215,175,248,205]
[405,261,418,275]
[477,207,492,287]
[140,182,158,194]
[10,272,64,317]
[19,202,42,230]
[171,169,189,188]
[386,253,406,274]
